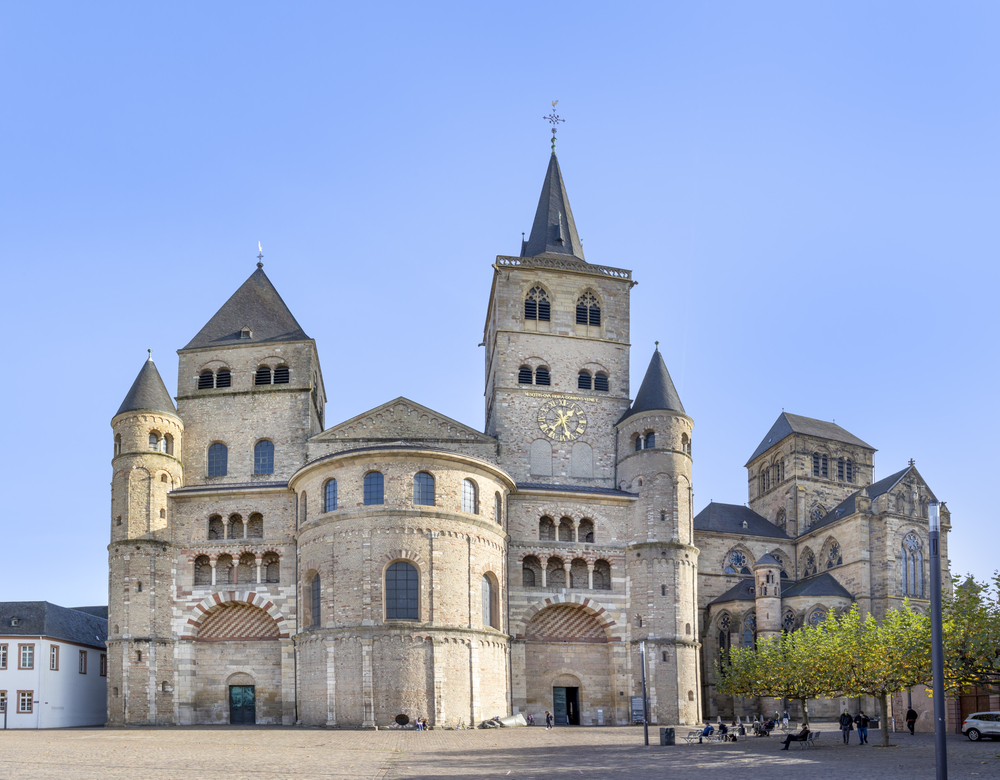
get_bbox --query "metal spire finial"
[655,340,660,352]
[257,241,264,269]
[147,349,152,361]
[545,100,564,153]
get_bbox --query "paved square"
[0,725,997,779]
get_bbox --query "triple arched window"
[207,443,228,477]
[462,479,478,514]
[413,472,435,506]
[901,532,925,598]
[385,561,419,620]
[198,368,231,389]
[518,365,550,385]
[324,479,338,512]
[253,440,274,475]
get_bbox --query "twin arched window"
[364,472,384,505]
[577,370,610,391]
[837,458,854,483]
[634,432,655,451]
[207,443,228,477]
[254,440,274,475]
[324,479,338,512]
[462,479,478,514]
[148,432,174,455]
[524,286,551,321]
[576,292,601,326]
[413,472,435,506]
[518,366,550,385]
[198,368,231,389]
[255,365,290,386]
[812,453,829,477]
[385,561,419,620]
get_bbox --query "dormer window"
[240,326,252,340]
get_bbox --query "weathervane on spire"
[257,241,264,269]
[544,100,564,153]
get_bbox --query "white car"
[962,712,1000,741]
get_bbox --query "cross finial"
[908,458,915,467]
[544,100,564,153]
[257,241,264,269]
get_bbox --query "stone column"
[242,519,248,539]
[326,641,337,726]
[588,563,595,590]
[210,560,217,586]
[255,556,263,584]
[541,558,547,589]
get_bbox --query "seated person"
[780,725,810,750]
[698,723,715,743]
[763,718,776,734]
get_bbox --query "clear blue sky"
[2,2,996,605]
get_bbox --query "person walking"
[545,710,554,730]
[854,711,870,744]
[839,710,854,744]
[782,709,790,728]
[905,707,918,735]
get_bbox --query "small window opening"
[255,366,272,386]
[215,368,231,388]
[518,366,533,384]
[577,371,592,390]
[594,373,609,392]
[198,371,214,390]
[534,367,550,386]
[240,326,252,339]
[273,365,289,384]
[524,286,551,321]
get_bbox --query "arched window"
[593,560,612,591]
[812,452,820,476]
[324,479,338,512]
[634,435,643,452]
[263,552,280,583]
[364,472,384,505]
[594,373,609,392]
[208,515,224,540]
[846,459,854,483]
[681,432,691,455]
[576,292,601,326]
[198,370,214,390]
[522,556,541,587]
[546,557,566,588]
[802,549,817,577]
[482,575,498,628]
[149,432,160,451]
[810,505,825,526]
[228,514,243,539]
[254,440,274,475]
[207,443,228,477]
[558,517,574,542]
[578,518,594,543]
[237,553,255,584]
[273,365,289,384]
[114,434,121,456]
[163,434,173,455]
[247,513,263,539]
[534,367,550,386]
[494,492,502,525]
[216,554,233,585]
[808,609,826,626]
[385,561,419,620]
[254,366,272,386]
[776,509,786,530]
[645,432,655,449]
[902,532,924,597]
[215,368,231,388]
[461,479,478,514]
[524,286,551,321]
[724,549,747,575]
[413,472,435,506]
[826,541,842,568]
[518,366,533,384]
[577,371,592,390]
[194,556,211,586]
[539,516,555,541]
[570,558,588,588]
[300,491,307,524]
[311,573,321,628]
[782,609,796,631]
[522,566,535,587]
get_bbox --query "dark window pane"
[537,300,550,320]
[414,472,435,506]
[254,440,274,475]
[576,305,588,324]
[518,367,533,384]
[524,299,537,320]
[577,372,591,390]
[594,373,609,392]
[273,365,289,384]
[589,306,601,326]
[364,472,384,505]
[324,479,338,512]
[198,371,214,390]
[535,368,550,386]
[385,561,419,620]
[215,369,231,388]
[208,443,228,477]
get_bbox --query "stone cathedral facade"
[106,147,951,727]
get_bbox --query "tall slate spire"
[521,153,586,261]
[116,354,176,417]
[619,346,686,423]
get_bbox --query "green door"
[229,685,256,725]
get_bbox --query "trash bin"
[659,727,675,746]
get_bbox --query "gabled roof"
[0,602,107,648]
[694,503,792,539]
[746,412,875,465]
[520,153,586,261]
[710,579,756,605]
[781,572,853,600]
[313,396,495,443]
[811,465,929,531]
[115,355,176,417]
[183,266,309,350]
[618,347,685,423]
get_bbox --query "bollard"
[659,727,675,746]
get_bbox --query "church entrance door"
[553,686,580,725]
[229,685,256,725]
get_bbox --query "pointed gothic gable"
[313,397,496,445]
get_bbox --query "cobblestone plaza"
[1,726,996,779]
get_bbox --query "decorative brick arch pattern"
[182,591,290,640]
[512,596,618,641]
[381,549,423,570]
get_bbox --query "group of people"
[413,716,428,730]
[838,710,872,744]
[699,712,791,743]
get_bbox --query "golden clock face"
[537,398,587,441]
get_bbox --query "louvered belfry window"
[576,292,601,326]
[578,371,592,390]
[524,286,550,321]
[215,369,231,388]
[594,373,609,392]
[534,367,550,386]
[273,365,289,384]
[255,366,272,386]
[518,367,533,384]
[198,371,214,389]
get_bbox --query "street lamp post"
[640,641,649,746]
[929,500,948,780]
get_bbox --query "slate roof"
[520,153,586,261]
[781,572,853,600]
[709,579,756,605]
[71,606,109,620]
[694,503,792,539]
[183,266,309,350]
[115,356,176,417]
[755,553,782,567]
[517,482,638,498]
[811,466,914,531]
[746,412,875,465]
[0,602,107,649]
[618,348,685,423]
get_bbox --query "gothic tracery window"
[724,550,748,575]
[782,609,796,631]
[808,609,826,626]
[901,532,925,598]
[524,286,550,321]
[576,292,601,326]
[826,541,842,568]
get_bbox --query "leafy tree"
[942,572,1000,693]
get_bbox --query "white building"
[0,602,108,728]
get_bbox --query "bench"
[795,731,820,749]
[683,730,704,745]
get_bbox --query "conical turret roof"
[618,347,685,423]
[521,153,586,261]
[116,355,176,417]
[183,266,309,350]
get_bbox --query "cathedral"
[106,145,950,727]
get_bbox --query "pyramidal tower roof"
[619,347,686,423]
[520,152,586,261]
[183,265,309,350]
[116,354,176,418]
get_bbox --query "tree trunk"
[878,693,890,747]
[799,697,809,727]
